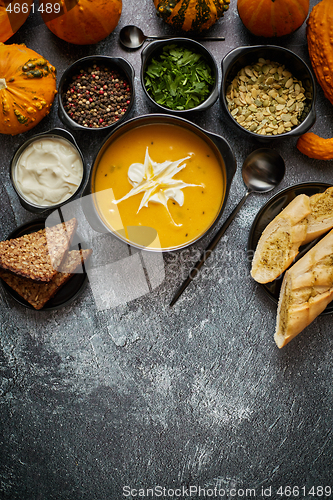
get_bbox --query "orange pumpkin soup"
[93,123,225,250]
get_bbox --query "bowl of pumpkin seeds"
[220,45,316,140]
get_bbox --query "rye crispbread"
[0,218,78,282]
[0,248,92,309]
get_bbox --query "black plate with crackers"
[0,219,90,311]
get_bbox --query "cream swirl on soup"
[112,147,203,226]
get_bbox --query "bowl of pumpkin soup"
[83,114,236,252]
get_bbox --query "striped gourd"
[153,0,230,32]
[307,0,333,106]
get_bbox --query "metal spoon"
[169,148,285,307]
[119,25,225,50]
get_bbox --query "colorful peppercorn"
[62,65,132,128]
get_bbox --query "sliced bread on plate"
[304,186,333,244]
[275,228,333,348]
[250,194,311,284]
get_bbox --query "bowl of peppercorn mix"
[58,55,135,131]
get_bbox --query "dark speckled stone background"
[1,1,333,499]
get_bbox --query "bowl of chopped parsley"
[141,38,218,114]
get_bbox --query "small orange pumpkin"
[297,132,333,160]
[40,0,122,45]
[237,0,309,37]
[0,0,32,42]
[0,43,57,135]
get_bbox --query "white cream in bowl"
[14,137,83,207]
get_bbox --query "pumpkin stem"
[0,78,7,90]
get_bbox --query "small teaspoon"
[119,25,225,50]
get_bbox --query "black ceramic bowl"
[10,128,86,214]
[58,55,135,132]
[81,114,236,252]
[220,45,316,141]
[141,38,219,115]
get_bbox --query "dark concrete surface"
[1,1,333,499]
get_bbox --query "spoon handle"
[196,36,225,41]
[146,35,225,41]
[145,35,181,40]
[169,190,251,307]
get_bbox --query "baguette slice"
[275,228,333,348]
[251,194,311,283]
[0,248,92,310]
[0,218,77,282]
[303,186,333,244]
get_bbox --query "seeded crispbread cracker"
[0,218,77,282]
[0,248,92,310]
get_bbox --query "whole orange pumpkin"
[237,0,309,37]
[0,43,57,135]
[40,0,122,45]
[0,0,32,42]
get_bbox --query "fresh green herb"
[144,44,215,111]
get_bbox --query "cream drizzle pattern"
[112,147,203,226]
